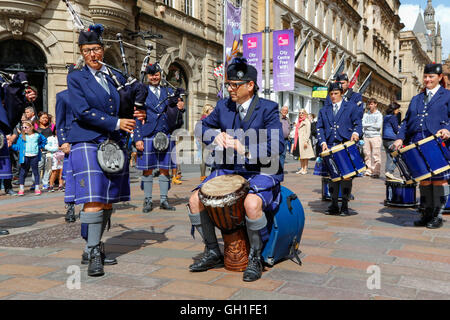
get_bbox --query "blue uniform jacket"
[55,90,74,147]
[397,86,450,142]
[11,133,47,164]
[382,114,399,140]
[134,86,184,141]
[66,65,126,144]
[316,99,362,146]
[200,96,285,183]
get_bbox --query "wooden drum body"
[198,174,250,272]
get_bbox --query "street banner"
[243,32,263,92]
[349,64,361,89]
[225,0,241,69]
[273,29,295,92]
[312,86,328,99]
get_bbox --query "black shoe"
[0,229,9,236]
[326,203,340,215]
[81,243,117,265]
[142,198,153,213]
[65,204,76,223]
[5,189,16,196]
[243,248,263,282]
[414,208,432,227]
[189,247,224,272]
[426,213,443,229]
[339,202,350,216]
[160,200,176,211]
[87,245,104,277]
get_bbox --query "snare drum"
[320,141,366,182]
[391,135,450,183]
[198,174,250,271]
[384,180,417,207]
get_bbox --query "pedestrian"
[135,63,185,213]
[44,127,64,192]
[316,82,362,216]
[35,112,55,190]
[187,58,284,282]
[279,106,291,169]
[382,102,402,181]
[11,120,47,196]
[291,109,315,174]
[362,98,383,178]
[393,63,450,229]
[196,103,215,182]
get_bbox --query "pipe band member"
[187,58,284,282]
[315,82,362,216]
[393,63,450,229]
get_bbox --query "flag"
[348,65,361,89]
[294,30,312,63]
[313,47,329,73]
[332,56,346,80]
[358,72,372,95]
[214,63,224,78]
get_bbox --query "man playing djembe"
[187,58,284,282]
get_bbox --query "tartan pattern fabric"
[69,142,130,205]
[195,168,281,213]
[62,154,75,203]
[0,132,12,179]
[136,135,177,170]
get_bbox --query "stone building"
[443,54,450,89]
[398,0,443,112]
[269,0,403,122]
[0,0,258,133]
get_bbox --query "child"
[45,127,65,192]
[11,120,47,195]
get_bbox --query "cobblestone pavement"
[0,159,449,300]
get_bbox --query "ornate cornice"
[0,0,50,19]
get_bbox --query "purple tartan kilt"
[0,132,12,180]
[62,154,75,203]
[313,161,329,177]
[69,142,130,205]
[136,135,177,171]
[195,169,281,213]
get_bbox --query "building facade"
[0,0,258,133]
[268,0,403,123]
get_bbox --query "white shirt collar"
[426,85,440,97]
[149,84,161,93]
[237,96,254,113]
[332,99,343,109]
[87,65,108,77]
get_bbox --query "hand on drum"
[437,129,450,140]
[392,139,403,151]
[350,133,359,142]
[135,140,144,152]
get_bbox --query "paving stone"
[212,274,284,291]
[0,264,56,277]
[416,290,450,300]
[328,267,401,285]
[105,262,160,276]
[278,282,371,300]
[398,277,450,295]
[40,283,128,300]
[135,246,199,259]
[150,266,221,282]
[303,255,374,270]
[392,257,450,273]
[110,289,196,300]
[272,260,331,274]
[229,288,309,300]
[330,249,396,264]
[159,280,238,299]
[0,277,62,293]
[263,268,329,286]
[96,274,169,290]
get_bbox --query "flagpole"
[308,43,330,79]
[325,55,345,86]
[358,71,373,94]
[222,0,227,97]
[294,30,312,63]
[264,0,270,99]
[348,63,361,86]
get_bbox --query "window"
[185,0,193,16]
[164,0,173,7]
[235,0,242,7]
[398,59,402,73]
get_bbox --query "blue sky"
[399,1,450,61]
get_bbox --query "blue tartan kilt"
[62,154,75,204]
[0,132,12,180]
[194,169,281,214]
[136,135,177,171]
[313,160,329,177]
[69,142,130,205]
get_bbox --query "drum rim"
[432,165,450,176]
[413,172,432,182]
[385,179,415,186]
[199,174,250,207]
[417,135,437,145]
[343,141,355,148]
[399,143,417,153]
[320,143,345,157]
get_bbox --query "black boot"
[160,200,176,211]
[189,247,224,272]
[243,248,263,282]
[142,197,153,213]
[339,200,349,216]
[414,208,433,227]
[339,180,352,216]
[65,203,76,223]
[81,242,117,265]
[87,245,104,277]
[427,209,443,229]
[326,201,340,215]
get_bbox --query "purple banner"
[243,32,263,92]
[273,29,295,92]
[225,0,241,68]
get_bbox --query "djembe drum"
[198,174,250,272]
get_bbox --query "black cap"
[227,57,258,85]
[424,63,443,75]
[78,24,104,46]
[335,73,348,81]
[329,82,344,93]
[145,63,162,75]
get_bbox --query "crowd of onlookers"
[0,106,66,196]
[279,99,403,181]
